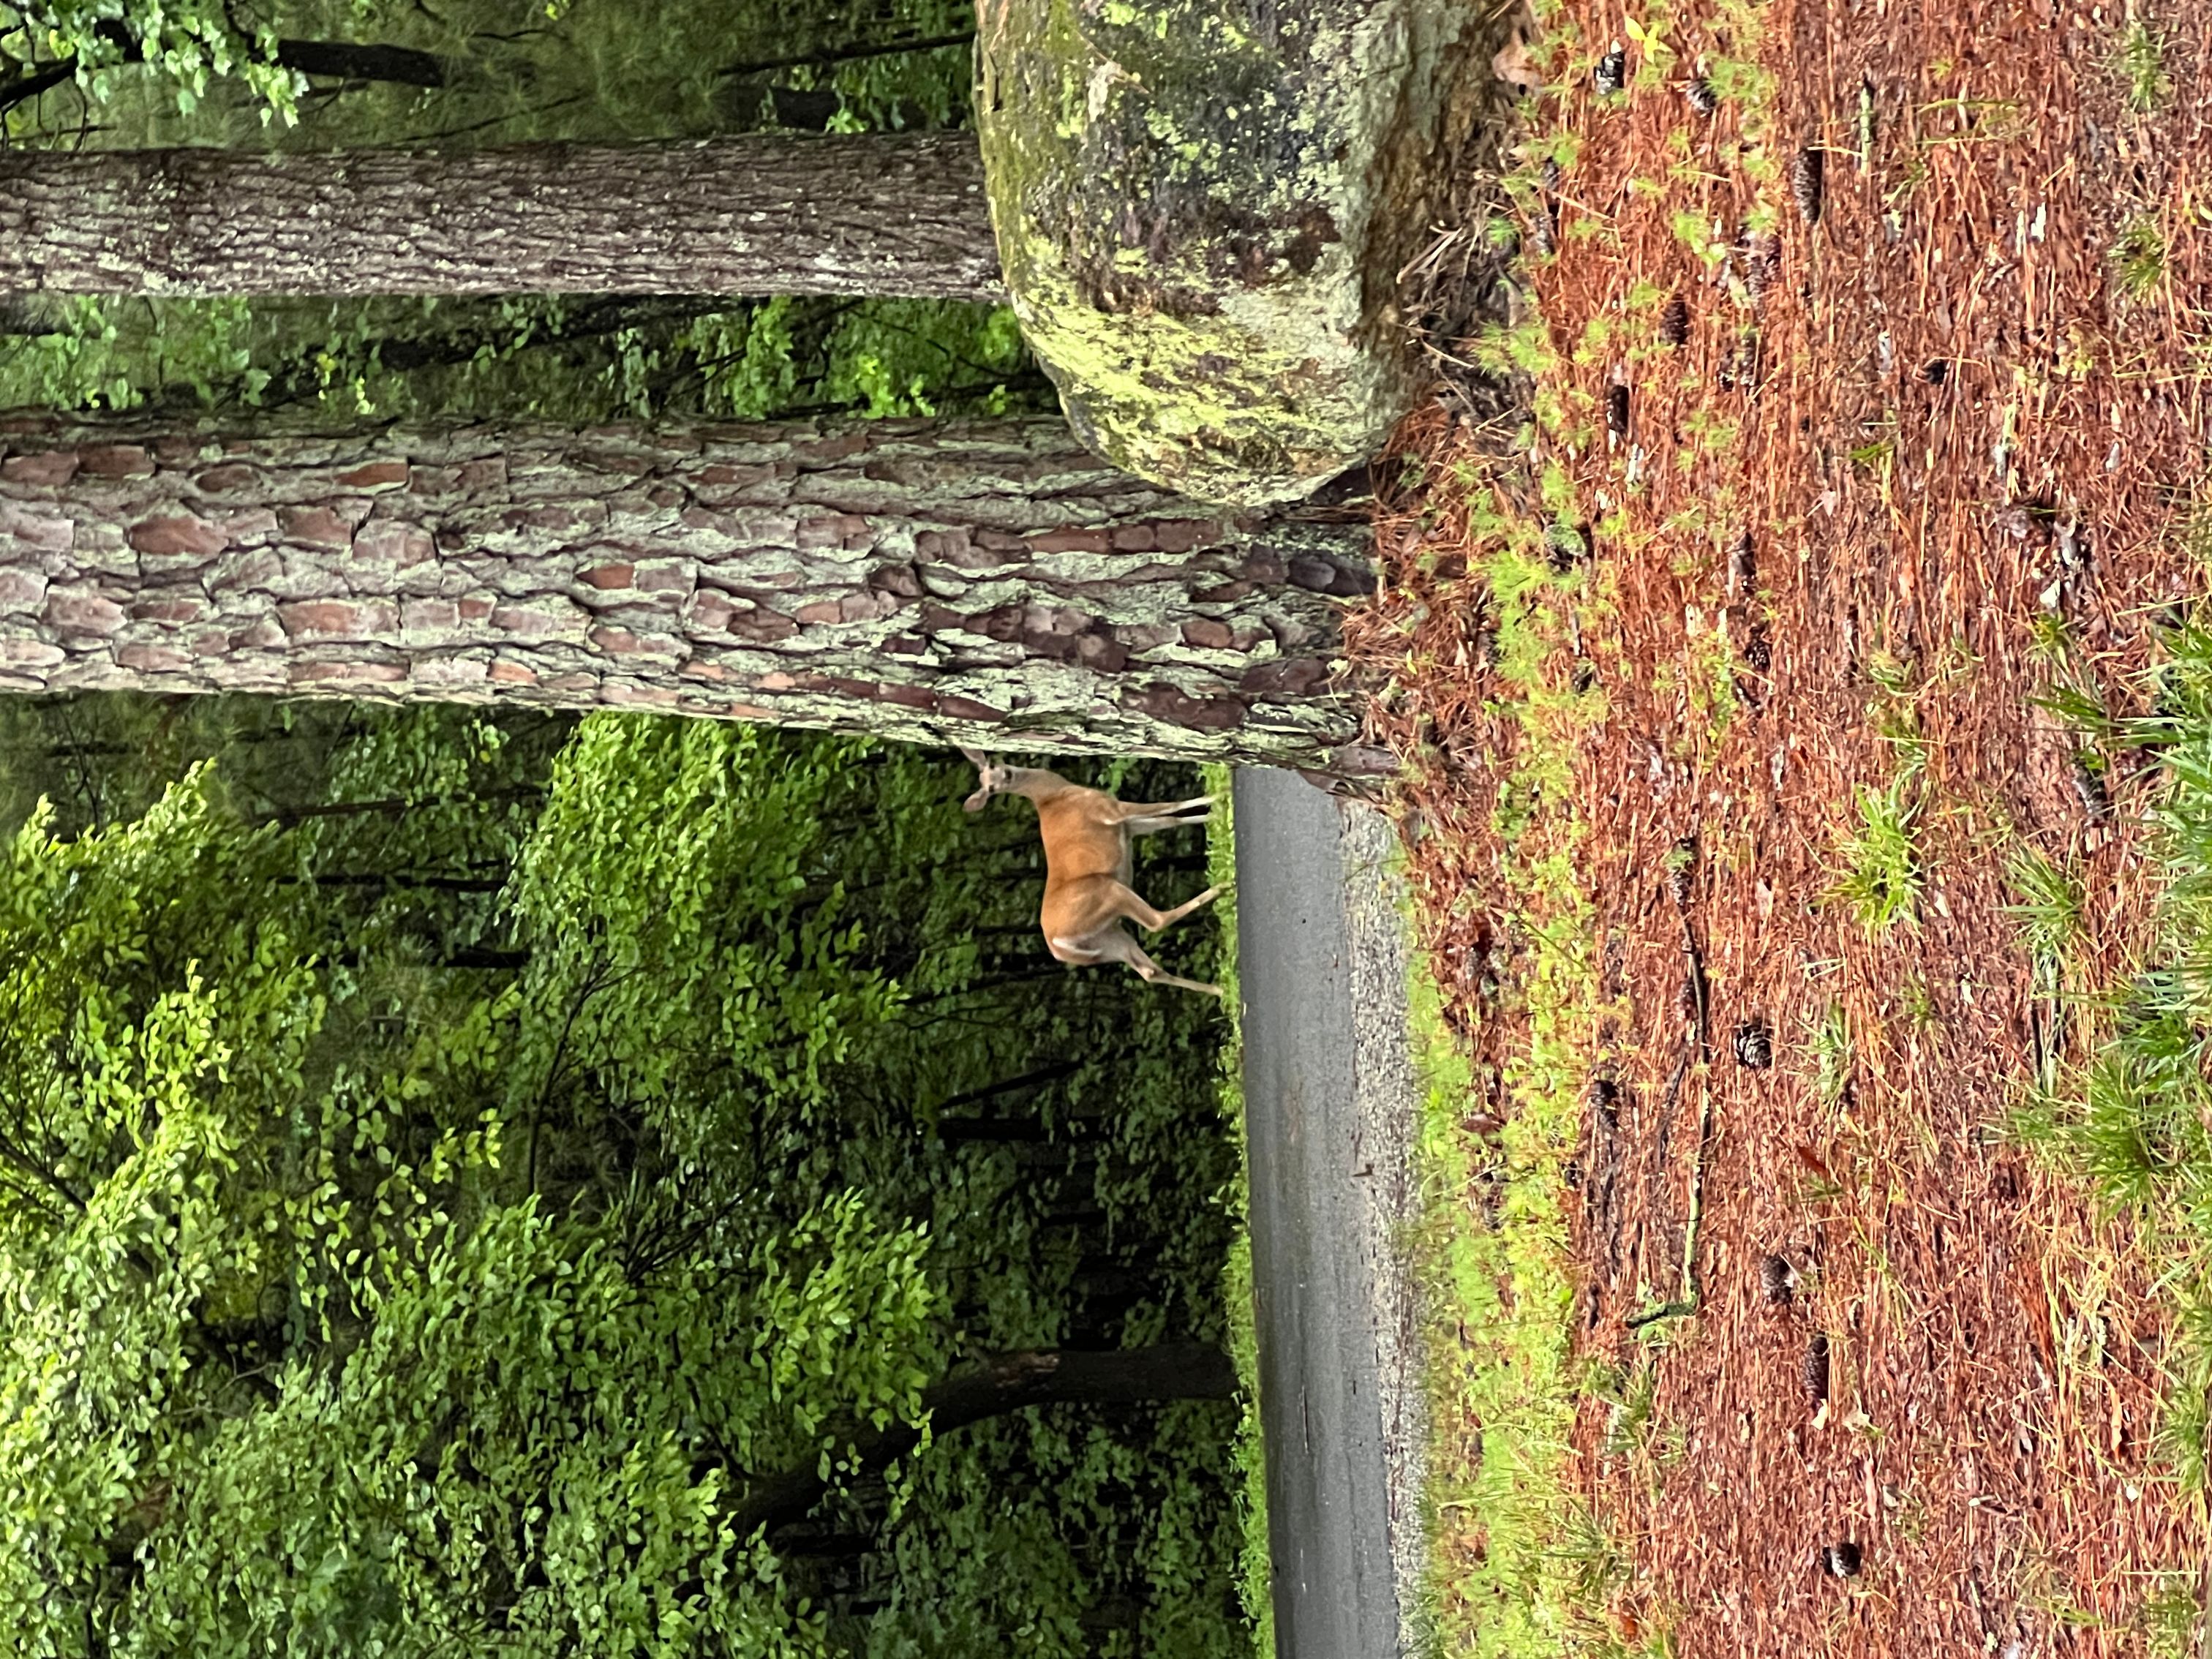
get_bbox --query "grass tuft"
[1829,775,1923,932]
[2115,216,2170,299]
[2115,11,2171,113]
[1805,1001,1855,1111]
[2006,843,2085,979]
[1597,1358,1660,1460]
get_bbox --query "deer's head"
[959,748,1013,813]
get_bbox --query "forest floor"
[1358,0,2212,1651]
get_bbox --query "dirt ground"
[1356,0,2212,1649]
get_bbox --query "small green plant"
[2157,1333,2212,1494]
[1899,971,1938,1028]
[2115,11,2171,113]
[2133,1564,2205,1657]
[2063,979,2212,1214]
[1805,1002,1854,1110]
[1671,209,1726,268]
[1551,1505,1632,1606]
[1866,650,1915,699]
[1647,1420,1689,1469]
[2038,677,2118,738]
[1598,1357,1662,1459]
[1622,13,1677,86]
[1865,651,1935,775]
[2115,216,2169,298]
[1888,1481,1932,1545]
[1829,775,1923,932]
[1687,627,1739,740]
[2028,609,2074,665]
[2006,844,2085,980]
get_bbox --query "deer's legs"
[1081,926,1222,997]
[1104,881,1225,933]
[1118,795,1212,816]
[1118,797,1214,835]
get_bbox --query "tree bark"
[726,1344,1236,1541]
[0,132,998,301]
[0,412,1380,771]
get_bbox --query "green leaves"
[6,3,303,121]
[0,704,1246,1655]
[0,725,941,1653]
[504,718,897,1165]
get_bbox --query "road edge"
[1233,768,1426,1659]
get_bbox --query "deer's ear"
[958,746,990,769]
[962,783,993,814]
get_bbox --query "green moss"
[1404,920,1589,1656]
[974,0,1501,505]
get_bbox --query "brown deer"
[960,749,1227,996]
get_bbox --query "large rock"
[974,0,1491,508]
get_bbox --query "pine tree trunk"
[0,412,1380,771]
[0,132,998,301]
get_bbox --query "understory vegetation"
[2011,617,2212,1502]
[1377,468,1600,1655]
[1407,936,1587,1657]
[0,694,1248,1655]
[1197,766,1276,1657]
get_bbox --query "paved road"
[1235,769,1420,1659]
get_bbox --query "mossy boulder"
[974,0,1489,508]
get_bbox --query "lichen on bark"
[974,0,1495,508]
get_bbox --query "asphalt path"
[1234,769,1421,1659]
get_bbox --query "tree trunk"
[0,132,998,301]
[268,40,448,88]
[0,412,1380,771]
[714,30,976,82]
[726,1344,1236,1541]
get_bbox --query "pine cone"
[1792,147,1827,225]
[1803,1332,1832,1410]
[1729,530,1757,592]
[1758,1253,1795,1305]
[2072,752,2111,821]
